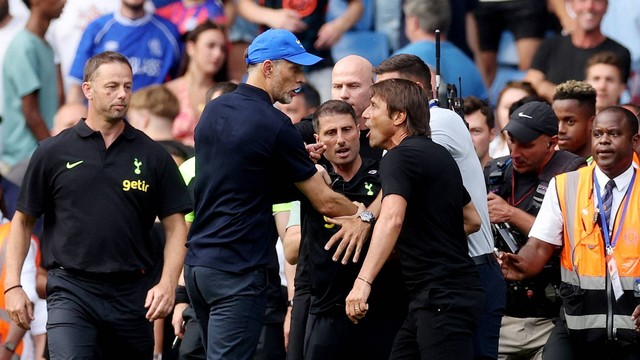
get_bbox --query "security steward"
[499,106,640,359]
[484,101,585,359]
[3,51,192,359]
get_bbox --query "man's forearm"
[508,207,536,237]
[331,0,364,34]
[5,212,36,288]
[160,214,188,288]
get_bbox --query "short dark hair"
[312,100,357,133]
[599,106,639,136]
[553,80,596,117]
[375,54,431,91]
[585,51,626,82]
[370,78,430,137]
[464,96,494,129]
[83,51,132,82]
[205,81,238,102]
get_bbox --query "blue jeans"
[184,265,268,360]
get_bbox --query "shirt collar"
[74,118,136,141]
[594,163,636,193]
[237,83,273,104]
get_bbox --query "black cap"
[504,101,558,143]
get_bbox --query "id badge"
[606,254,624,301]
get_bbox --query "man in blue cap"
[184,29,363,359]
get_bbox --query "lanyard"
[594,169,636,254]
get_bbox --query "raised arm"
[295,171,359,218]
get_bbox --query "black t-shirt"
[380,136,479,298]
[302,158,406,315]
[186,83,317,272]
[18,120,192,273]
[531,35,631,84]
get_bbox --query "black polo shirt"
[302,158,406,315]
[17,120,192,273]
[186,83,317,273]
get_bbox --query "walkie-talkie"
[434,30,466,125]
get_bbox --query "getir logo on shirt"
[122,179,150,192]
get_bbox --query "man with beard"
[4,51,192,359]
[185,29,362,359]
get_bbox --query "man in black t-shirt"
[345,78,484,359]
[524,0,631,102]
[4,51,192,359]
[301,100,406,360]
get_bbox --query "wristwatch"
[359,210,376,224]
[4,341,16,353]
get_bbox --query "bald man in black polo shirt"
[4,51,192,359]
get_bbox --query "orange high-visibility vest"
[556,165,640,345]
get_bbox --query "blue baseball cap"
[245,29,323,66]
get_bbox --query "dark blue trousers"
[184,265,268,360]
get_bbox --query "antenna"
[435,29,441,95]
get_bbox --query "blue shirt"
[395,40,488,101]
[186,83,317,272]
[69,11,181,91]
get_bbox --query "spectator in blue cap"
[184,28,363,359]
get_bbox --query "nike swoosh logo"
[518,112,532,119]
[66,160,83,169]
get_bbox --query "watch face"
[4,341,16,352]
[360,211,374,223]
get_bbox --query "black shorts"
[475,0,548,52]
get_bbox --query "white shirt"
[530,164,636,246]
[430,107,494,256]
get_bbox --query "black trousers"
[390,287,484,360]
[46,268,153,360]
[304,309,402,360]
[543,319,640,360]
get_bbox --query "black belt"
[471,253,497,266]
[59,267,145,282]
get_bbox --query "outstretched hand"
[325,217,371,264]
[497,251,527,281]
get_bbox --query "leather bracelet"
[357,276,372,286]
[3,285,22,295]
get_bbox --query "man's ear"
[631,133,639,150]
[314,133,320,143]
[392,110,407,126]
[81,82,92,100]
[262,60,274,78]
